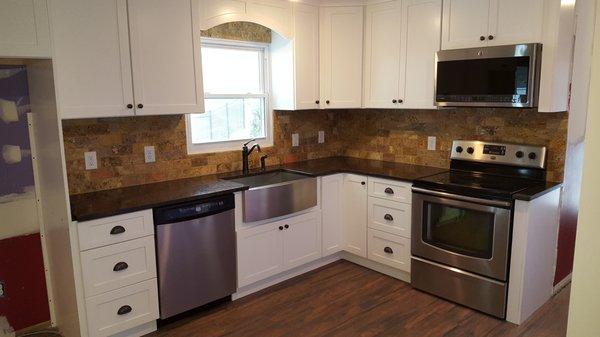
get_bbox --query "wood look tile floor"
[149,261,570,337]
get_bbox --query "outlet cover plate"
[84,151,97,170]
[318,131,325,144]
[144,146,156,163]
[427,136,437,151]
[292,133,299,147]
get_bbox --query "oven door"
[411,188,512,281]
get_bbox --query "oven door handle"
[411,187,512,208]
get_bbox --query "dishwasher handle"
[153,194,235,225]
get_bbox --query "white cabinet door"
[400,0,441,109]
[321,175,343,256]
[488,0,544,46]
[363,1,403,109]
[294,3,320,110]
[51,0,135,119]
[441,0,490,50]
[283,212,322,269]
[343,174,368,257]
[0,0,50,58]
[237,223,284,287]
[128,0,204,115]
[319,6,363,109]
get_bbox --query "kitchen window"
[186,39,272,154]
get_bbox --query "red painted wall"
[0,233,50,331]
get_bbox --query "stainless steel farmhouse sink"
[225,170,317,222]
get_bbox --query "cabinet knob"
[315,100,320,104]
[279,226,284,231]
[384,246,394,254]
[361,181,366,185]
[325,100,330,105]
[284,224,289,229]
[398,99,403,103]
[110,225,126,235]
[127,104,133,109]
[480,36,486,41]
[392,99,397,104]
[384,187,394,195]
[488,35,494,40]
[117,305,132,316]
[113,261,129,272]
[384,214,394,221]
[137,103,144,109]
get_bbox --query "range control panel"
[451,140,546,169]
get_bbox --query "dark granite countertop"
[69,156,560,222]
[513,181,563,201]
[70,174,249,222]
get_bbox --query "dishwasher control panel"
[153,194,235,225]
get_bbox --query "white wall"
[567,0,600,335]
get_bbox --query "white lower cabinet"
[237,211,322,287]
[77,209,159,337]
[367,229,411,272]
[321,174,344,256]
[85,279,159,337]
[342,174,368,257]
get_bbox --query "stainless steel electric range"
[410,140,547,319]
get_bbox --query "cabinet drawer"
[85,279,159,337]
[78,210,154,251]
[367,229,410,272]
[368,177,411,203]
[81,236,157,297]
[368,197,411,238]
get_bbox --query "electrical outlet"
[84,151,97,170]
[318,131,325,144]
[427,136,437,151]
[144,146,156,163]
[292,133,300,147]
[0,281,5,298]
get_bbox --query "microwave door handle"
[411,187,511,208]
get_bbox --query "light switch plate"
[318,131,325,144]
[144,146,156,163]
[427,136,437,151]
[292,133,299,147]
[84,151,97,170]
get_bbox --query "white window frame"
[186,37,273,154]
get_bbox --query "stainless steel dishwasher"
[153,194,236,320]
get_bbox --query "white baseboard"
[233,252,411,300]
[112,321,156,337]
[553,273,572,294]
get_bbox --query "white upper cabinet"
[363,1,403,109]
[442,0,545,50]
[51,0,204,119]
[401,0,442,109]
[128,0,204,116]
[271,3,320,110]
[319,6,364,109]
[51,0,135,119]
[0,0,51,58]
[363,0,441,109]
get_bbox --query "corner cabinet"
[441,0,544,50]
[319,6,364,109]
[271,3,320,110]
[0,0,51,58]
[363,0,442,109]
[51,0,204,119]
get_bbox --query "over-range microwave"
[435,43,542,108]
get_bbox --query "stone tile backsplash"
[62,108,567,195]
